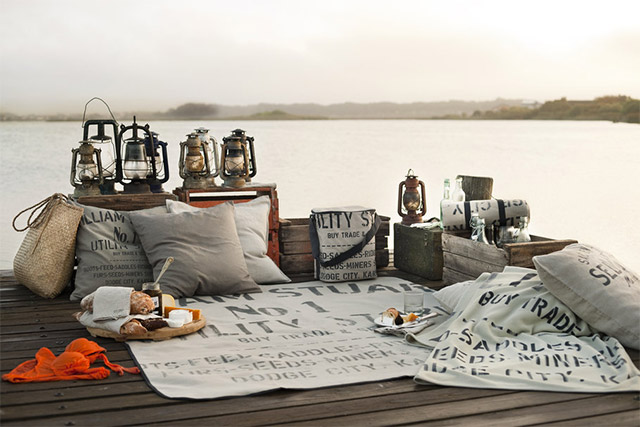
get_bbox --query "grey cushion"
[71,204,166,301]
[166,197,290,284]
[129,202,261,298]
[533,244,640,350]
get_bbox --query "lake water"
[1,120,638,273]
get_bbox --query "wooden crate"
[279,216,390,275]
[75,192,177,211]
[393,223,443,280]
[442,232,577,285]
[173,185,280,266]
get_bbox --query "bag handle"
[12,193,70,232]
[309,212,381,268]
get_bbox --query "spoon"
[153,257,174,286]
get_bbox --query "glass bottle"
[470,213,490,244]
[142,281,163,317]
[495,224,517,248]
[516,216,531,243]
[439,178,451,229]
[451,177,465,202]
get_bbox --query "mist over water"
[1,120,638,273]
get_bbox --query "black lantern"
[220,129,256,187]
[143,131,170,193]
[70,140,104,197]
[397,169,426,225]
[81,97,121,194]
[118,116,155,194]
[179,132,217,189]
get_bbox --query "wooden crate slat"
[75,193,176,211]
[443,252,505,278]
[442,233,509,266]
[441,232,578,285]
[504,239,577,268]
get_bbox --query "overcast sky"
[1,0,639,114]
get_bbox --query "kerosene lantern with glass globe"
[397,169,427,225]
[81,97,121,194]
[118,117,155,194]
[220,128,256,187]
[194,126,220,179]
[70,140,104,197]
[179,132,217,189]
[143,131,170,193]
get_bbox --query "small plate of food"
[374,308,438,328]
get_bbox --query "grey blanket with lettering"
[409,267,640,392]
[126,277,443,399]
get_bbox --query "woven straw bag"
[12,194,84,299]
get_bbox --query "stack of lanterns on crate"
[70,98,261,198]
[71,98,171,196]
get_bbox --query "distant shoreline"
[2,95,637,124]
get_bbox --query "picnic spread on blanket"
[6,132,640,400]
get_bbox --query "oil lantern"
[81,97,121,194]
[70,140,104,197]
[143,131,170,193]
[179,132,217,189]
[118,116,154,194]
[397,169,426,225]
[220,129,256,187]
[194,127,220,179]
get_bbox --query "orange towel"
[2,338,140,383]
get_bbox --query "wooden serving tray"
[87,317,206,342]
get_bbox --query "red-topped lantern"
[397,169,426,225]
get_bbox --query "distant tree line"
[465,95,639,124]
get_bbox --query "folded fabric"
[2,338,139,383]
[79,311,160,334]
[92,286,134,321]
[374,320,434,337]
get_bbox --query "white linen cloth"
[125,278,442,399]
[92,286,133,321]
[409,267,640,392]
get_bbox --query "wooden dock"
[1,269,639,426]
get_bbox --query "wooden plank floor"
[1,270,639,426]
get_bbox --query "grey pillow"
[166,197,290,284]
[71,204,166,301]
[533,244,640,350]
[129,202,261,298]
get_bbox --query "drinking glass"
[403,290,424,314]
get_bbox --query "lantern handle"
[81,97,118,127]
[397,181,406,217]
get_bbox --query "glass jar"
[516,216,531,243]
[142,281,163,317]
[470,213,490,244]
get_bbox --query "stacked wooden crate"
[279,216,390,276]
[442,232,577,285]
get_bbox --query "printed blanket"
[126,278,443,399]
[409,267,640,392]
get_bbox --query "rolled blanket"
[441,199,529,231]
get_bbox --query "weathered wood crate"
[393,223,443,280]
[75,192,177,211]
[279,216,390,276]
[442,232,577,285]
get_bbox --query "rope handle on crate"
[12,193,71,232]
